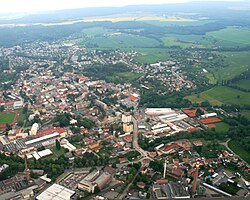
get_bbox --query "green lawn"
[198,143,226,158]
[186,86,250,106]
[44,147,65,160]
[0,112,16,124]
[228,139,250,164]
[215,122,230,132]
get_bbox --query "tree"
[56,139,61,150]
[0,105,4,112]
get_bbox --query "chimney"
[163,160,167,179]
[24,155,30,181]
[191,162,199,194]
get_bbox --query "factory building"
[78,170,112,193]
[153,183,190,199]
[145,108,172,116]
[25,132,60,148]
[94,172,112,189]
[36,183,76,200]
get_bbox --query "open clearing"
[186,86,250,106]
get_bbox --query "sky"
[0,0,244,14]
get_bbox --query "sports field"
[0,112,16,124]
[186,86,250,106]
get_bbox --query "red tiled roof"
[155,179,168,184]
[89,143,99,149]
[128,96,138,102]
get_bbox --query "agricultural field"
[212,51,250,81]
[228,138,250,164]
[186,86,250,106]
[207,27,250,48]
[79,31,162,49]
[133,48,171,64]
[233,79,250,90]
[240,110,250,120]
[0,112,16,124]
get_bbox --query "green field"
[0,112,16,124]
[133,48,171,64]
[79,29,162,49]
[234,79,250,90]
[228,139,250,164]
[186,86,250,106]
[161,36,194,48]
[207,27,250,48]
[212,51,250,81]
[215,122,230,132]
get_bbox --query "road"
[132,117,153,161]
[220,139,249,167]
[118,167,141,200]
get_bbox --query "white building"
[61,139,76,152]
[145,108,172,116]
[201,113,217,119]
[30,123,39,136]
[13,100,24,109]
[123,123,133,133]
[36,183,75,200]
[122,113,132,123]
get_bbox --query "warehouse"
[25,132,60,148]
[36,183,76,200]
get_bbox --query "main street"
[132,116,153,161]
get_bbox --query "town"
[0,40,249,200]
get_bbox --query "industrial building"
[78,170,112,193]
[36,183,76,200]
[25,132,60,148]
[158,113,188,123]
[94,172,112,189]
[145,108,172,116]
[153,183,190,199]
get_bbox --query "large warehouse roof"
[36,183,75,200]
